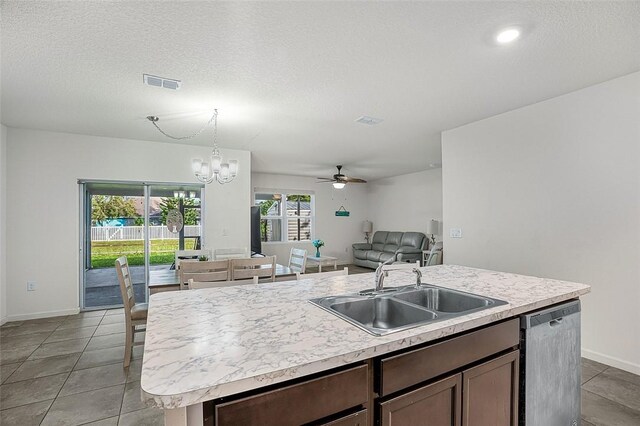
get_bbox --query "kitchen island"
[141,264,590,426]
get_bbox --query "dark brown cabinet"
[379,374,461,426]
[462,350,519,426]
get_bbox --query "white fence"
[91,225,201,241]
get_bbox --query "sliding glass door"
[80,181,203,310]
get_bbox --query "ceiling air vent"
[355,116,383,125]
[143,74,181,90]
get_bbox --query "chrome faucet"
[374,258,422,292]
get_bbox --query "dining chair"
[188,276,259,289]
[230,256,276,282]
[179,259,229,290]
[175,249,211,269]
[424,241,443,266]
[288,248,307,274]
[115,256,147,368]
[296,267,348,280]
[214,247,249,260]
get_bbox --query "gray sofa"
[352,231,427,269]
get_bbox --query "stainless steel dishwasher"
[520,300,581,426]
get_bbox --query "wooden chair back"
[230,256,276,282]
[288,248,307,273]
[179,260,229,290]
[115,256,135,314]
[188,276,258,289]
[296,267,348,281]
[175,249,211,269]
[214,247,249,260]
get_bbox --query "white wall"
[442,72,640,374]
[0,125,7,325]
[367,169,443,238]
[6,128,251,320]
[251,173,369,266]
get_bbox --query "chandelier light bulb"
[229,160,238,177]
[192,158,203,174]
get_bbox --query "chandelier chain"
[149,110,218,141]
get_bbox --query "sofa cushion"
[386,232,403,246]
[353,249,368,260]
[383,244,399,253]
[367,251,382,262]
[379,252,395,263]
[371,231,388,251]
[400,232,426,250]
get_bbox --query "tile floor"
[0,309,161,425]
[1,308,639,425]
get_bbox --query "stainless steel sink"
[330,297,437,334]
[393,287,495,313]
[309,285,507,336]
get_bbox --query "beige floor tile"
[73,310,107,318]
[582,358,609,374]
[59,363,127,396]
[0,331,52,348]
[21,316,67,325]
[83,416,119,425]
[57,316,102,330]
[583,370,640,411]
[4,322,59,336]
[105,308,125,316]
[94,323,126,336]
[0,372,68,409]
[133,344,144,360]
[0,321,24,328]
[5,353,80,383]
[86,333,126,351]
[582,420,595,426]
[121,380,152,414]
[27,338,89,360]
[100,314,125,325]
[118,406,164,426]
[602,366,640,387]
[0,362,21,383]
[582,389,640,425]
[0,345,38,365]
[44,325,97,343]
[75,346,124,370]
[0,399,53,426]
[41,384,124,426]
[126,358,143,383]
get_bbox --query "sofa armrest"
[352,243,372,250]
[396,246,422,254]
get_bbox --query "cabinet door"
[462,350,519,426]
[379,374,461,426]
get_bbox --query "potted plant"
[312,239,325,258]
[198,255,208,261]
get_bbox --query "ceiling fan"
[316,165,367,189]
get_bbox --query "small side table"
[307,256,338,272]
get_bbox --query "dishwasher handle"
[521,300,580,329]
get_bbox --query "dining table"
[148,263,295,294]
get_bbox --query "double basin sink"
[309,284,507,336]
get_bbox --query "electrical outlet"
[27,281,37,291]
[449,228,463,238]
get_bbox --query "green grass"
[90,239,197,268]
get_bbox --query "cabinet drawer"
[320,409,368,426]
[214,364,369,426]
[379,319,519,396]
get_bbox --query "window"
[254,192,314,242]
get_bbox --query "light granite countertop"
[141,264,590,409]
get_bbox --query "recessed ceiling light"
[496,28,521,44]
[356,116,383,125]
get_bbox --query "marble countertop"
[141,264,590,409]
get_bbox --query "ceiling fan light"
[333,182,346,189]
[229,160,238,177]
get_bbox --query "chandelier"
[147,109,238,184]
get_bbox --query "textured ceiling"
[2,1,639,180]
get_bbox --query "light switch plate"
[27,281,37,291]
[449,228,463,238]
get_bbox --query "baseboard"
[6,307,80,323]
[582,348,640,375]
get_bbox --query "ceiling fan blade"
[342,177,367,183]
[316,177,335,181]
